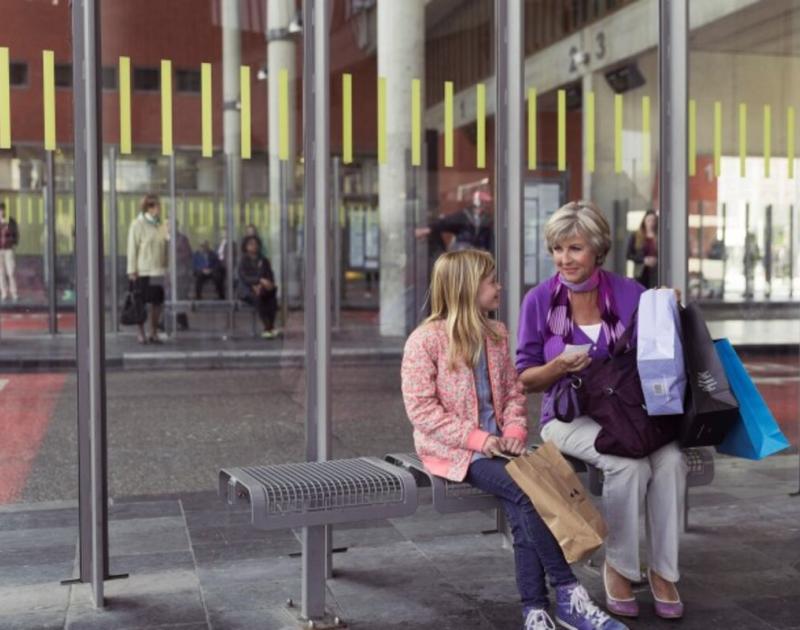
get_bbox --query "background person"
[625,209,658,289]
[0,202,20,302]
[237,235,278,339]
[517,201,687,621]
[402,249,628,630]
[127,194,168,344]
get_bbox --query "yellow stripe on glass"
[377,76,387,165]
[0,47,11,148]
[411,78,421,167]
[614,94,623,173]
[201,63,212,157]
[641,96,650,175]
[278,68,289,160]
[763,104,771,178]
[585,91,595,173]
[476,83,486,169]
[43,50,55,151]
[161,59,173,156]
[444,81,454,167]
[739,103,747,177]
[528,88,537,171]
[713,101,722,177]
[343,73,353,164]
[688,99,696,176]
[119,57,132,154]
[789,107,796,179]
[557,89,566,171]
[240,65,251,159]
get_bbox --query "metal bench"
[383,447,714,531]
[219,457,419,530]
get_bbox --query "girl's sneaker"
[524,607,557,630]
[555,583,629,630]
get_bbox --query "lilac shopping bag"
[636,289,686,415]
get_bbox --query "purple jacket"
[516,271,645,426]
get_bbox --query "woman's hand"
[659,285,682,305]
[556,352,592,374]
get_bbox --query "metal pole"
[45,151,58,334]
[279,161,289,328]
[225,156,236,333]
[70,0,109,606]
[494,0,523,548]
[721,202,727,299]
[658,0,688,297]
[765,204,772,299]
[168,153,178,336]
[301,0,331,621]
[332,157,341,331]
[789,204,795,299]
[697,200,704,300]
[745,202,752,299]
[109,147,119,333]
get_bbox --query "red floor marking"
[0,312,76,332]
[0,373,67,503]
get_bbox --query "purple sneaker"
[555,583,630,630]
[524,607,557,630]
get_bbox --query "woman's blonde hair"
[544,200,611,265]
[423,249,501,369]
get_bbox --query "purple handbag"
[552,313,679,458]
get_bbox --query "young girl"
[401,250,627,630]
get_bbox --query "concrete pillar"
[222,0,242,218]
[267,0,297,294]
[377,0,424,336]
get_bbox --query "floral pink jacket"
[401,320,528,482]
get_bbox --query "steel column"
[301,0,332,621]
[658,0,689,296]
[70,0,110,607]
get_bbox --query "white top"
[578,323,602,343]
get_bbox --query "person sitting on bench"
[237,235,278,339]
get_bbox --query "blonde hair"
[422,249,501,369]
[544,200,611,265]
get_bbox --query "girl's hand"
[499,437,526,456]
[481,435,504,457]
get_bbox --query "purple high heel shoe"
[647,569,684,619]
[603,562,639,618]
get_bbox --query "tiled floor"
[0,454,798,629]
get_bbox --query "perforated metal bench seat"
[219,457,418,530]
[384,452,500,514]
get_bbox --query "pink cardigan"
[401,319,528,482]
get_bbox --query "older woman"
[516,201,688,621]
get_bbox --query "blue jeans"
[465,457,576,609]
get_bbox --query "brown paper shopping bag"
[505,441,607,563]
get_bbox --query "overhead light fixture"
[288,11,303,34]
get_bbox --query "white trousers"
[0,249,17,299]
[541,415,688,582]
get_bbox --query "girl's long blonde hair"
[423,249,501,369]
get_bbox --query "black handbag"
[552,313,679,458]
[678,303,739,446]
[120,283,147,326]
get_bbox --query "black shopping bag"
[120,284,146,326]
[678,303,739,447]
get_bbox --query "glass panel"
[328,0,496,461]
[524,0,660,291]
[0,3,78,627]
[99,2,306,613]
[689,0,799,458]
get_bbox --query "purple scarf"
[545,269,625,348]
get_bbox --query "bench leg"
[302,525,327,620]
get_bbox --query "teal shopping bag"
[714,339,791,460]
